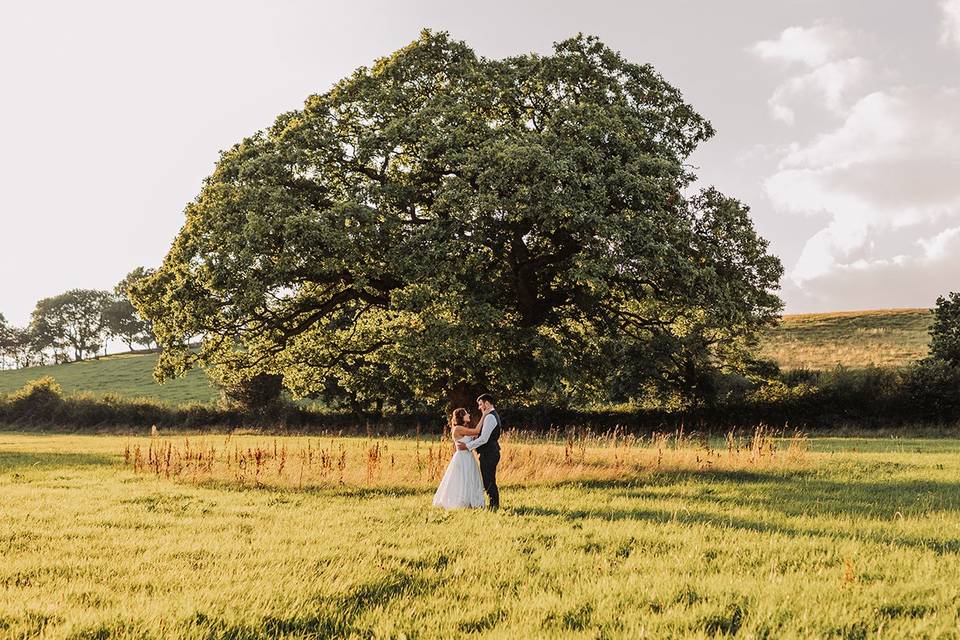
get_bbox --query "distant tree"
[103,298,147,351]
[27,316,69,365]
[0,313,11,369]
[5,327,37,368]
[105,268,156,350]
[131,31,783,410]
[929,292,960,367]
[29,290,112,362]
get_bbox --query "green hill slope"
[759,308,932,371]
[0,352,217,405]
[0,308,936,404]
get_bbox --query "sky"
[2,0,959,326]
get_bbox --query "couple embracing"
[432,394,501,510]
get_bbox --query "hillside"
[759,308,932,371]
[0,351,217,404]
[0,309,935,404]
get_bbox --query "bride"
[433,408,486,509]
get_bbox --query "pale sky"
[2,0,959,326]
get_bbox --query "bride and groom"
[432,394,501,510]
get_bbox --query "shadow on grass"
[0,451,114,473]
[556,469,811,491]
[187,476,432,499]
[511,468,960,555]
[179,568,440,638]
[547,468,960,515]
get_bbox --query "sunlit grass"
[760,308,932,371]
[114,427,807,490]
[2,431,959,638]
[0,352,217,405]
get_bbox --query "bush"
[905,359,960,421]
[217,373,288,419]
[4,376,66,423]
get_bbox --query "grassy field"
[0,352,217,405]
[2,430,959,638]
[759,308,933,371]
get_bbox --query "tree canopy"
[105,267,156,350]
[0,314,11,368]
[29,289,111,362]
[132,31,783,410]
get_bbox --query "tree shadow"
[510,470,960,555]
[187,477,431,499]
[548,469,811,491]
[547,468,960,517]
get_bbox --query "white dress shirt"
[466,412,498,451]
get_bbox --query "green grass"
[759,308,933,371]
[0,352,217,405]
[1,432,959,638]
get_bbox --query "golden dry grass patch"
[120,427,811,490]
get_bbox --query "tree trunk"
[447,381,485,425]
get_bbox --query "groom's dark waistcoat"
[476,410,501,455]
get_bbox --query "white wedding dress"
[433,435,485,509]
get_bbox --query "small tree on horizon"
[105,267,156,351]
[4,326,38,368]
[0,313,11,370]
[29,289,112,362]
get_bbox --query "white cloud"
[751,24,866,125]
[783,234,960,312]
[941,0,960,48]
[776,92,904,169]
[920,226,960,260]
[764,87,960,290]
[753,17,960,310]
[751,24,850,67]
[767,57,868,124]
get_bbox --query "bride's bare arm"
[459,410,490,436]
[453,422,482,438]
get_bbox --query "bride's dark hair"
[450,408,468,428]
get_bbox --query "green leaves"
[133,31,783,410]
[29,289,113,361]
[929,292,960,367]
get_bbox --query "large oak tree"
[132,31,783,411]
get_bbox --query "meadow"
[759,308,932,371]
[0,352,217,405]
[2,430,959,638]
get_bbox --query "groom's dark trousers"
[478,450,500,509]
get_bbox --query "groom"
[456,393,501,509]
